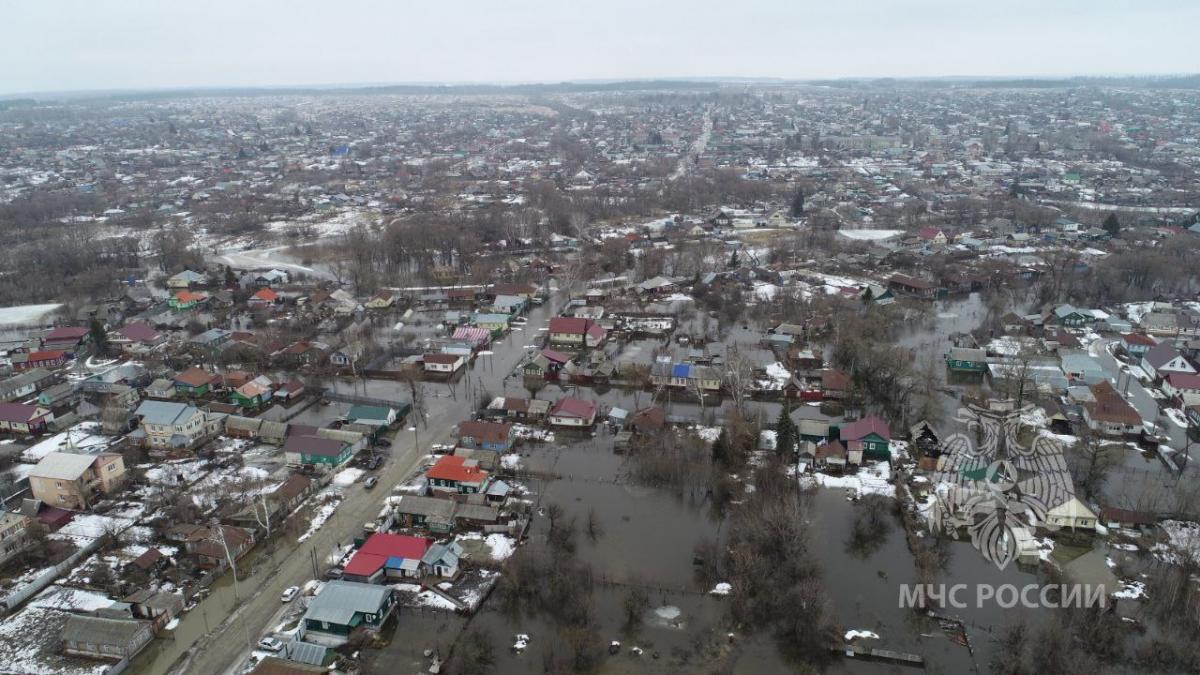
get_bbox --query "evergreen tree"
[224,265,237,287]
[712,428,732,466]
[727,251,739,269]
[89,319,110,358]
[790,187,805,217]
[1102,213,1121,238]
[775,405,797,458]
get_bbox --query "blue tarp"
[671,363,691,378]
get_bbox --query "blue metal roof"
[671,363,691,378]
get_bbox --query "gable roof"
[282,435,347,458]
[458,420,512,444]
[1143,342,1188,370]
[549,397,596,419]
[117,322,160,342]
[29,451,97,481]
[61,614,149,646]
[839,416,891,442]
[548,317,592,335]
[304,581,392,625]
[174,367,218,388]
[135,400,203,426]
[0,402,48,424]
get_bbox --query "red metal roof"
[427,454,488,483]
[548,317,590,335]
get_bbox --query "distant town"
[0,78,1198,675]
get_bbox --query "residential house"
[490,294,526,315]
[342,533,431,583]
[345,405,397,431]
[1082,381,1141,436]
[1048,305,1096,328]
[917,227,948,246]
[231,377,273,409]
[648,360,722,391]
[812,440,848,471]
[1060,353,1106,385]
[0,368,55,402]
[422,541,463,578]
[426,455,490,495]
[248,287,279,310]
[301,581,396,647]
[1141,343,1197,381]
[180,524,255,569]
[393,495,457,533]
[174,367,221,397]
[61,614,154,661]
[112,322,164,352]
[836,416,891,460]
[470,313,511,336]
[364,291,397,310]
[0,402,54,434]
[28,451,126,510]
[0,509,31,566]
[12,350,67,372]
[945,347,987,373]
[1120,332,1157,357]
[423,353,465,375]
[167,270,207,289]
[274,341,329,367]
[43,326,90,353]
[283,435,353,468]
[145,378,176,400]
[169,290,207,311]
[132,400,210,450]
[1044,497,1098,531]
[457,420,514,452]
[887,274,939,299]
[486,397,549,422]
[547,397,598,427]
[547,317,606,348]
[1162,372,1200,407]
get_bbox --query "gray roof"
[304,581,392,625]
[0,368,53,394]
[395,495,456,519]
[283,640,329,666]
[61,614,149,646]
[30,451,97,481]
[947,347,985,361]
[135,400,202,425]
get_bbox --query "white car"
[280,586,300,603]
[257,636,284,652]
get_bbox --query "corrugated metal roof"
[304,581,392,625]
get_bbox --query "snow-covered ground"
[297,493,342,543]
[837,229,903,241]
[0,303,62,326]
[800,460,894,498]
[20,422,112,463]
[332,468,365,486]
[1160,520,1200,564]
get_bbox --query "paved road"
[169,299,558,675]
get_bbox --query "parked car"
[281,586,300,603]
[431,443,454,454]
[323,568,343,581]
[258,637,284,652]
[364,476,379,489]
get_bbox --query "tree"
[89,319,110,358]
[711,428,733,466]
[454,629,496,675]
[1067,430,1122,502]
[727,250,739,269]
[790,187,805,217]
[1102,213,1121,238]
[775,405,797,458]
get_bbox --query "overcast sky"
[2,0,1195,94]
